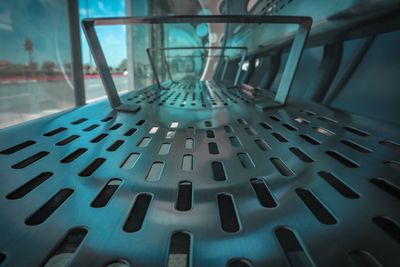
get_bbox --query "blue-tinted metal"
[81,15,312,111]
[0,80,399,266]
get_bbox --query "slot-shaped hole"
[370,178,400,200]
[107,140,125,152]
[101,116,113,122]
[212,161,227,181]
[296,188,337,225]
[71,118,87,125]
[237,118,248,126]
[272,132,288,143]
[91,179,121,208]
[167,232,191,267]
[227,259,252,267]
[83,124,99,132]
[149,126,159,134]
[254,139,270,151]
[282,123,297,131]
[205,121,212,127]
[187,127,195,135]
[348,251,383,267]
[79,158,106,177]
[314,126,334,136]
[303,110,316,116]
[170,121,179,128]
[181,155,193,171]
[237,153,255,169]
[373,216,400,243]
[109,123,122,130]
[275,227,314,267]
[124,128,136,136]
[158,143,171,155]
[206,130,215,138]
[318,171,359,199]
[289,147,313,163]
[138,137,151,147]
[176,181,193,211]
[106,261,130,267]
[299,134,321,145]
[56,135,79,146]
[343,126,369,136]
[41,227,87,267]
[185,138,194,149]
[120,153,140,169]
[229,136,242,147]
[12,151,49,169]
[166,130,176,139]
[384,160,400,172]
[326,150,359,168]
[341,139,371,153]
[318,116,338,124]
[90,133,108,143]
[379,140,400,150]
[294,117,309,125]
[259,122,272,129]
[270,157,294,176]
[208,142,219,155]
[270,115,281,121]
[146,162,164,181]
[217,194,240,233]
[136,119,145,126]
[250,178,277,208]
[43,127,67,137]
[7,172,53,200]
[123,193,152,232]
[224,125,234,133]
[244,127,257,136]
[0,253,5,264]
[60,148,87,163]
[0,140,36,155]
[25,188,74,225]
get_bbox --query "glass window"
[78,0,129,102]
[0,0,74,128]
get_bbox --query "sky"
[79,0,127,67]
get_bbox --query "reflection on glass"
[79,0,128,101]
[0,0,74,128]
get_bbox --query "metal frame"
[82,15,312,111]
[146,46,247,88]
[66,0,85,106]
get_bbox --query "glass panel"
[78,0,128,101]
[0,1,74,128]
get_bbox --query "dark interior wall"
[225,29,400,125]
[266,47,323,97]
[219,0,400,125]
[327,30,400,125]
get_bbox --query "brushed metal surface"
[0,81,399,267]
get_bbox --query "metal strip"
[81,21,140,113]
[67,0,85,106]
[274,22,311,104]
